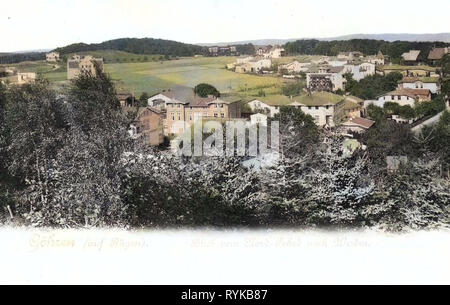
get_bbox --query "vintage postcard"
[1,0,449,289]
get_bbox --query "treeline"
[54,38,207,57]
[0,52,45,64]
[284,39,450,63]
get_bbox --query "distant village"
[1,45,449,150]
[115,45,449,148]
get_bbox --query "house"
[401,50,421,65]
[148,86,242,135]
[46,52,60,62]
[366,51,385,66]
[266,47,285,59]
[250,113,268,126]
[428,47,449,65]
[255,45,272,56]
[127,107,165,146]
[67,55,104,80]
[378,65,438,77]
[340,117,375,133]
[398,77,440,94]
[311,56,330,65]
[337,51,364,61]
[208,46,238,56]
[289,92,346,127]
[246,95,292,117]
[306,66,346,92]
[342,62,376,81]
[279,60,311,74]
[236,56,254,64]
[16,72,36,85]
[248,92,349,127]
[340,96,363,119]
[377,88,431,107]
[117,93,135,107]
[235,59,272,74]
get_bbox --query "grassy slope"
[3,53,299,99]
[106,56,287,97]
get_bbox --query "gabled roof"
[294,92,344,106]
[342,117,375,129]
[401,50,421,61]
[428,47,449,60]
[249,95,293,106]
[381,88,431,99]
[345,95,364,104]
[398,77,439,84]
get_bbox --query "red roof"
[343,117,375,129]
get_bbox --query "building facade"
[67,55,104,80]
[46,52,60,62]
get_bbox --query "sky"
[1,0,450,52]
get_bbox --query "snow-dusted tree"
[298,135,375,227]
[3,79,68,222]
[373,155,450,230]
[13,69,133,227]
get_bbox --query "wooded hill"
[283,39,450,63]
[54,38,207,57]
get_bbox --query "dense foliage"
[54,38,208,57]
[283,39,450,63]
[194,83,220,98]
[0,52,46,65]
[344,72,403,99]
[0,72,448,230]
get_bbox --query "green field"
[106,56,287,97]
[3,53,296,98]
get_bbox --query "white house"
[250,113,268,126]
[265,47,285,59]
[377,89,418,107]
[398,77,440,94]
[328,60,348,67]
[343,62,376,81]
[236,56,254,64]
[46,52,60,62]
[148,92,174,108]
[288,92,346,127]
[247,99,280,117]
[279,60,311,74]
[306,66,346,92]
[236,59,272,73]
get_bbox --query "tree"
[194,83,220,98]
[362,120,416,168]
[374,156,450,230]
[273,106,319,157]
[68,63,121,132]
[281,81,305,96]
[139,92,149,107]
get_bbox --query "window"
[315,106,319,110]
[171,113,175,120]
[220,104,224,108]
[214,113,218,118]
[326,105,330,109]
[214,104,218,108]
[177,113,181,120]
[221,113,224,118]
